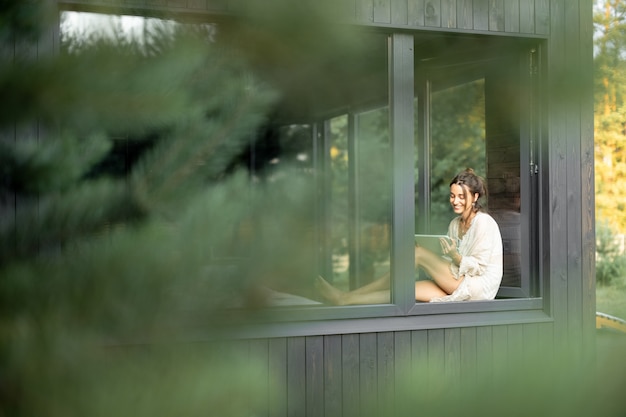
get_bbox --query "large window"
[259,33,542,311]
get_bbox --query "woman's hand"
[440,237,461,265]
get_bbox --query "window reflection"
[354,107,391,289]
[325,107,391,297]
[429,78,486,234]
[260,32,390,306]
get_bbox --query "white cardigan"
[430,211,503,302]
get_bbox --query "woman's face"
[449,183,476,216]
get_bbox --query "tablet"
[414,234,451,256]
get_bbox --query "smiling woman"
[316,168,503,304]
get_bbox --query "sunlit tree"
[594,0,626,233]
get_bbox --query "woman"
[316,168,503,304]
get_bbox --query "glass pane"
[485,66,524,290]
[325,108,392,298]
[355,107,391,289]
[430,79,486,233]
[242,31,390,307]
[329,115,350,288]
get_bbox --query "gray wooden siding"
[240,322,555,417]
[546,0,595,359]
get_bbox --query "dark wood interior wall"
[485,63,523,289]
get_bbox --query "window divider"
[389,32,416,312]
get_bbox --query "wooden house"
[48,1,595,415]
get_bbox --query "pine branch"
[0,179,144,265]
[0,131,111,195]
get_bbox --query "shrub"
[596,219,626,286]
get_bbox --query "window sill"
[183,298,549,341]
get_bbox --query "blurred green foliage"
[596,219,626,286]
[428,79,486,233]
[594,1,626,234]
[0,2,327,415]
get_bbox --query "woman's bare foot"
[315,276,346,305]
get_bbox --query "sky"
[60,11,176,44]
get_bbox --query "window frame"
[258,32,548,323]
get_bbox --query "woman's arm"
[457,213,503,278]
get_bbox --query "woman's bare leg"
[414,280,447,302]
[317,245,463,304]
[414,246,463,294]
[316,275,390,305]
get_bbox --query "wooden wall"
[237,323,555,417]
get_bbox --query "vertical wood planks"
[440,0,457,28]
[356,0,375,23]
[506,324,524,361]
[564,1,584,359]
[535,0,550,35]
[458,0,474,30]
[578,0,596,359]
[491,325,509,372]
[244,321,561,416]
[473,0,490,30]
[377,332,395,415]
[391,0,409,25]
[519,0,534,33]
[248,339,270,417]
[522,322,541,367]
[269,338,288,417]
[410,330,429,398]
[504,0,520,32]
[60,0,554,37]
[460,327,478,384]
[359,333,378,417]
[374,0,392,23]
[342,334,361,417]
[426,329,445,395]
[475,326,493,381]
[306,336,324,417]
[548,0,569,352]
[323,335,343,417]
[443,328,461,390]
[408,0,426,26]
[489,0,505,31]
[424,0,441,27]
[287,337,306,417]
[393,331,412,413]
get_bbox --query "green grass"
[596,274,626,319]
